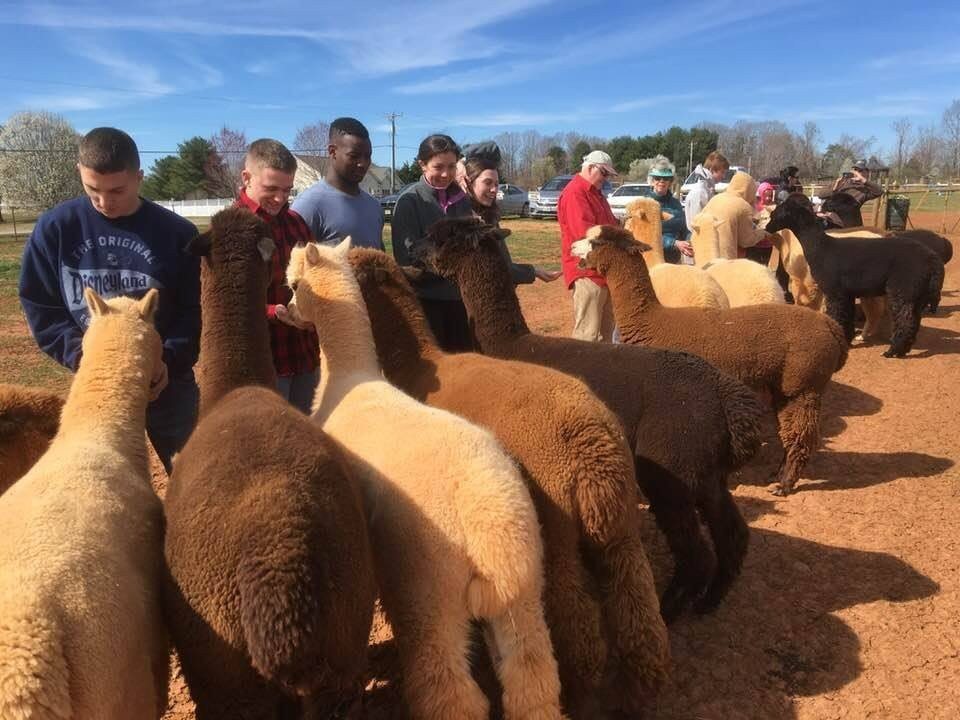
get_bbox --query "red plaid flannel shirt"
[235,190,319,376]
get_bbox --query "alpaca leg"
[693,478,749,613]
[859,296,887,341]
[638,465,716,623]
[394,602,488,720]
[585,511,669,714]
[885,294,921,357]
[486,592,566,720]
[825,294,856,343]
[771,391,821,495]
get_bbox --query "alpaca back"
[705,259,785,306]
[0,292,167,719]
[648,263,730,309]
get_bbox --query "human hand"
[676,240,694,257]
[149,357,168,401]
[534,267,562,282]
[275,304,314,330]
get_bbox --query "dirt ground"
[152,210,956,719]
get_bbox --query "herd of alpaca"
[0,190,952,719]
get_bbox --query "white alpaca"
[690,212,785,307]
[0,289,168,719]
[287,238,565,720]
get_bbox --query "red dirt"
[156,215,959,720]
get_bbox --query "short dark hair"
[417,134,460,164]
[330,117,370,142]
[245,138,297,174]
[78,127,140,173]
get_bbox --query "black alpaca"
[766,199,944,357]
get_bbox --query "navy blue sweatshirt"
[19,196,200,374]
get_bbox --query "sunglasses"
[652,176,673,183]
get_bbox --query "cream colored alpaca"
[624,197,730,309]
[0,289,168,720]
[287,238,565,720]
[690,212,785,306]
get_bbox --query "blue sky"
[0,0,958,171]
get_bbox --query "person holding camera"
[832,160,882,206]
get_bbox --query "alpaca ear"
[185,231,211,257]
[634,240,652,252]
[400,265,424,283]
[494,228,512,241]
[137,288,160,323]
[84,287,111,317]
[257,237,275,262]
[305,243,321,266]
[335,236,353,256]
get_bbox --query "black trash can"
[885,195,910,231]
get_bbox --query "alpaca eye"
[290,280,299,292]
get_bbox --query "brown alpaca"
[163,207,377,718]
[572,226,848,496]
[0,384,63,495]
[418,217,764,623]
[348,248,669,717]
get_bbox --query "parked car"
[529,175,613,218]
[497,183,530,216]
[380,181,418,219]
[679,165,747,201]
[606,182,652,220]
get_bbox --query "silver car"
[497,183,530,216]
[528,175,614,219]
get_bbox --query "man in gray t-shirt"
[291,117,385,250]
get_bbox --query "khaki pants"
[571,278,615,342]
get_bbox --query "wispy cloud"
[865,47,960,71]
[611,94,705,113]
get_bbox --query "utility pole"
[385,112,402,193]
[688,140,694,175]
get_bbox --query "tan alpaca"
[0,289,168,719]
[287,238,565,720]
[689,212,785,307]
[624,197,729,309]
[0,384,63,495]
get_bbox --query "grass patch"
[0,334,72,391]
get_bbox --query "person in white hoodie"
[684,151,730,233]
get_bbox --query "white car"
[679,165,747,201]
[606,182,651,220]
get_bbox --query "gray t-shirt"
[291,179,385,250]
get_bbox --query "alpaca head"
[418,216,509,280]
[286,236,357,325]
[348,248,422,294]
[81,287,162,374]
[765,193,817,233]
[571,225,651,276]
[186,207,275,295]
[690,211,725,247]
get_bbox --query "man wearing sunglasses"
[557,150,620,342]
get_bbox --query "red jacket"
[557,174,618,288]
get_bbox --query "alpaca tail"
[569,418,634,546]
[457,449,543,619]
[0,603,72,719]
[716,372,763,470]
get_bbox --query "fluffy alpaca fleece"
[163,207,377,718]
[286,238,565,720]
[0,289,168,719]
[624,197,730,309]
[347,248,669,717]
[0,384,63,496]
[573,225,848,496]
[699,171,769,255]
[417,217,764,623]
[689,212,785,306]
[766,196,945,357]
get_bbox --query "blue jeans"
[277,369,319,415]
[146,371,199,475]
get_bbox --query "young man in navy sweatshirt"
[18,127,201,473]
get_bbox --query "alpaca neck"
[58,330,151,465]
[362,281,442,382]
[601,250,663,342]
[627,217,665,266]
[311,282,383,382]
[451,248,530,348]
[690,229,719,266]
[198,268,277,412]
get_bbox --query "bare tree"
[0,111,82,211]
[890,118,912,182]
[292,120,331,156]
[908,124,944,180]
[796,121,822,178]
[493,131,522,182]
[206,125,248,198]
[941,99,960,178]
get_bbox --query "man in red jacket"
[557,150,619,342]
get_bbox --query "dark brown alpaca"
[0,384,63,495]
[572,225,848,496]
[348,248,668,717]
[417,217,763,623]
[163,207,376,718]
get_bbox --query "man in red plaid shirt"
[236,139,319,413]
